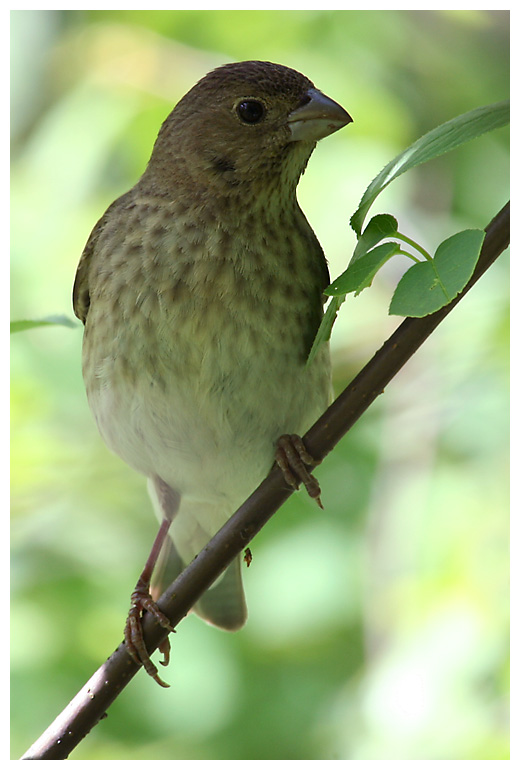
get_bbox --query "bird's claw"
[275,434,323,508]
[124,579,175,687]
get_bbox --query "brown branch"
[21,202,510,760]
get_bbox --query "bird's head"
[142,60,352,200]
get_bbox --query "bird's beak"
[288,88,353,142]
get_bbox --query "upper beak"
[288,88,353,142]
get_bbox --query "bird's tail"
[148,488,248,631]
[152,537,247,630]
[195,556,247,630]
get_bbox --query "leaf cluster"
[308,100,509,362]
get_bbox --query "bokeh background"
[10,9,509,761]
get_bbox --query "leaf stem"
[396,249,422,264]
[395,231,433,261]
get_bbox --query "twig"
[21,202,510,760]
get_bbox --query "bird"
[73,60,352,685]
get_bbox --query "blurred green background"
[10,9,509,761]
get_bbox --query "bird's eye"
[236,100,265,124]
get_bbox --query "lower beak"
[288,88,353,142]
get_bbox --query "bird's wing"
[72,191,134,324]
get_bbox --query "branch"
[21,202,510,760]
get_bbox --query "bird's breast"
[82,202,331,496]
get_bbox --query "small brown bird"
[73,60,352,685]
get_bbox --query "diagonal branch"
[21,202,510,760]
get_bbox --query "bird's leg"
[124,477,180,687]
[275,434,323,509]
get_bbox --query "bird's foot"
[124,577,175,688]
[275,434,323,508]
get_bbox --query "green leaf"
[10,315,78,333]
[351,214,398,262]
[325,241,400,297]
[307,296,343,365]
[389,229,485,317]
[351,100,510,235]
